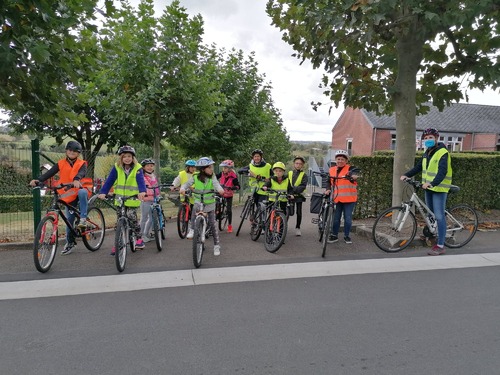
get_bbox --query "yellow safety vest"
[269,178,289,202]
[114,163,142,207]
[249,163,271,196]
[422,148,452,193]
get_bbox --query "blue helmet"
[195,157,215,168]
[185,159,196,167]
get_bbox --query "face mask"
[424,139,436,148]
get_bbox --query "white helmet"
[335,150,349,159]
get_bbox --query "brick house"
[331,103,500,156]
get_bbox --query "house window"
[446,136,463,152]
[391,134,396,150]
[346,139,352,156]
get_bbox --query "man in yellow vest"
[401,127,452,256]
[289,156,308,236]
[238,149,272,207]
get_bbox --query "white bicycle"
[372,178,478,252]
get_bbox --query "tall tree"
[267,0,500,204]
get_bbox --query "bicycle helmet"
[335,150,349,159]
[118,145,136,156]
[185,159,196,167]
[195,157,215,168]
[141,158,155,166]
[293,156,306,163]
[421,127,440,139]
[251,149,263,157]
[219,159,234,168]
[65,140,82,153]
[272,162,286,171]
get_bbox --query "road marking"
[2,253,500,300]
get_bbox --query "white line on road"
[2,253,500,300]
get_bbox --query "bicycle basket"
[310,192,323,214]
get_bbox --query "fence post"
[31,139,41,234]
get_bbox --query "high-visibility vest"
[57,159,91,203]
[422,148,453,193]
[328,165,357,203]
[268,178,289,202]
[114,163,142,207]
[193,175,216,204]
[179,170,195,204]
[249,163,271,195]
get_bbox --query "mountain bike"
[192,194,213,268]
[148,184,169,251]
[215,193,229,231]
[33,183,105,273]
[311,169,360,257]
[113,195,141,272]
[251,189,289,253]
[171,190,192,239]
[236,187,260,236]
[372,178,478,252]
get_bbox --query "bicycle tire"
[82,207,105,251]
[250,204,263,241]
[318,205,328,243]
[152,207,163,251]
[321,207,332,258]
[160,211,167,240]
[177,204,189,239]
[236,197,252,237]
[115,217,128,272]
[33,216,58,273]
[444,204,478,248]
[192,216,205,268]
[218,199,229,231]
[264,210,288,253]
[372,206,417,252]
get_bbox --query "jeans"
[425,190,448,246]
[65,189,88,244]
[331,202,356,237]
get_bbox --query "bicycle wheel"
[177,204,189,239]
[115,217,128,272]
[250,204,263,241]
[192,216,205,268]
[33,216,58,273]
[372,206,417,252]
[264,210,288,253]
[160,211,167,240]
[82,207,105,251]
[321,207,332,258]
[236,197,252,236]
[218,199,229,231]
[444,204,478,248]
[152,207,163,251]
[318,205,328,243]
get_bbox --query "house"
[331,103,500,155]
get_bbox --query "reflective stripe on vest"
[193,175,215,204]
[422,148,453,192]
[269,178,289,202]
[114,163,141,207]
[249,163,271,195]
[57,159,89,203]
[328,166,357,203]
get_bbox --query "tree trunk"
[392,17,425,207]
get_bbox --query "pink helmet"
[220,159,234,168]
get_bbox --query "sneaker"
[327,235,338,243]
[78,218,87,228]
[344,236,352,244]
[61,242,76,255]
[295,228,301,236]
[110,247,115,256]
[143,236,152,243]
[214,244,221,256]
[186,229,194,239]
[135,238,145,249]
[227,225,233,233]
[428,245,446,256]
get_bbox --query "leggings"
[295,201,303,229]
[226,196,233,225]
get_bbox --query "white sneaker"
[213,244,221,256]
[186,229,194,239]
[295,228,301,236]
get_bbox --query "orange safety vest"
[57,159,92,203]
[328,165,357,203]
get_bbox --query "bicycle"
[215,193,229,231]
[311,169,360,257]
[33,183,105,273]
[251,189,289,253]
[173,189,192,239]
[372,178,478,252]
[192,194,214,268]
[113,195,141,272]
[148,184,170,251]
[235,187,260,237]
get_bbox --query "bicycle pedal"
[311,218,319,224]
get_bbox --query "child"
[97,145,147,254]
[216,159,240,233]
[180,157,224,256]
[30,140,92,255]
[139,158,160,243]
[262,162,293,212]
[170,159,196,207]
[289,156,308,236]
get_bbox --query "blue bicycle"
[148,184,169,252]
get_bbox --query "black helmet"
[65,140,82,153]
[293,156,306,163]
[141,158,155,166]
[118,145,136,156]
[251,149,263,157]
